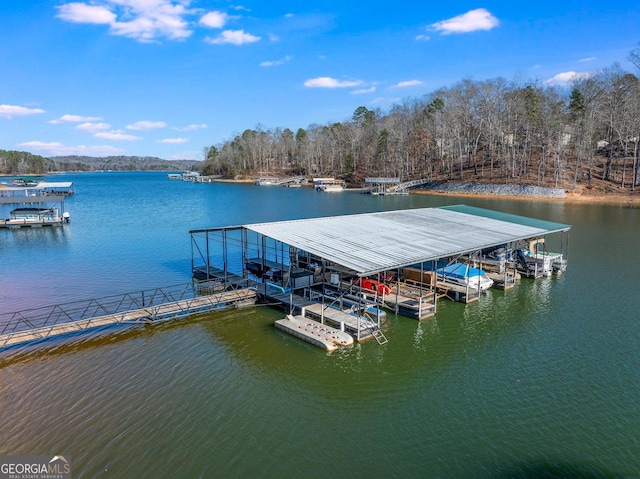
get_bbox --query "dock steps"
[371,328,388,345]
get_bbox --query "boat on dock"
[255,176,279,186]
[435,262,494,291]
[167,171,202,181]
[516,239,566,277]
[182,171,201,181]
[1,182,71,229]
[1,207,69,228]
[11,177,41,187]
[313,177,346,192]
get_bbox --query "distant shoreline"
[2,172,637,205]
[169,175,640,205]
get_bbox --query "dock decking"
[0,217,66,228]
[383,282,437,320]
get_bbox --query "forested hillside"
[201,62,640,193]
[0,150,54,175]
[0,151,199,175]
[49,155,199,172]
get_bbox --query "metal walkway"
[0,282,257,349]
[360,178,437,195]
[390,178,438,194]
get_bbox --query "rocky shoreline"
[417,181,567,199]
[412,181,638,205]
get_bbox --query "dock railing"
[0,281,257,348]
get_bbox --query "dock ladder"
[371,328,388,345]
[359,312,388,345]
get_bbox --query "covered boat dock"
[190,205,570,346]
[0,181,72,228]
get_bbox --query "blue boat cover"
[436,262,485,279]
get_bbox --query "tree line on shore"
[0,153,198,176]
[3,47,639,194]
[202,51,640,192]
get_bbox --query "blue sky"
[1,1,638,161]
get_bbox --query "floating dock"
[0,213,68,228]
[190,205,571,347]
[0,182,71,229]
[275,314,354,351]
[302,303,384,342]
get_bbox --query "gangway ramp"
[0,284,257,349]
[390,178,438,194]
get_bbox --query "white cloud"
[56,0,193,42]
[371,96,401,105]
[111,15,191,42]
[392,80,423,88]
[50,114,102,124]
[415,34,431,41]
[126,120,167,130]
[579,56,596,63]
[76,122,111,132]
[205,30,260,45]
[56,2,116,24]
[199,11,228,28]
[351,87,376,95]
[0,104,46,119]
[158,137,188,144]
[304,77,364,88]
[173,123,207,131]
[18,141,124,156]
[430,8,499,34]
[94,130,141,140]
[260,55,292,67]
[543,71,592,86]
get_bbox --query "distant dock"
[0,181,72,228]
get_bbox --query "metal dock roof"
[245,205,570,276]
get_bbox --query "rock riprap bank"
[419,181,566,199]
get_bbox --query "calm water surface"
[1,172,638,478]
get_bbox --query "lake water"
[1,172,639,478]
